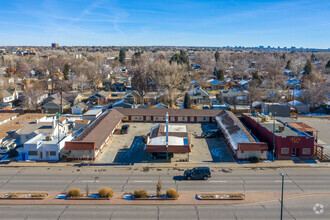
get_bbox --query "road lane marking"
[81,180,100,183]
[274,180,293,183]
[133,180,153,183]
[209,180,228,183]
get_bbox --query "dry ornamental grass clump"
[166,188,179,199]
[133,189,148,198]
[67,188,81,198]
[98,187,114,198]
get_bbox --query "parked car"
[120,125,130,134]
[184,167,211,180]
[201,129,220,138]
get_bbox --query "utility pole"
[280,173,284,220]
[60,87,63,115]
[272,112,276,162]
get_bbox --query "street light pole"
[280,173,284,220]
[272,112,276,162]
[166,112,169,162]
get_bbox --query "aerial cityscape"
[0,0,329,219]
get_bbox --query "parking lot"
[95,123,235,164]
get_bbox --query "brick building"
[242,113,314,159]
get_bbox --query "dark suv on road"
[184,167,211,180]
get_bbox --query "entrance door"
[39,151,43,159]
[291,148,296,157]
[46,151,50,159]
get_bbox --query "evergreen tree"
[281,53,286,60]
[183,92,191,109]
[311,53,317,62]
[214,68,225,81]
[215,51,220,63]
[303,60,312,75]
[252,71,262,86]
[325,60,330,69]
[170,50,189,66]
[0,55,4,66]
[119,48,126,65]
[285,60,292,70]
[63,63,70,80]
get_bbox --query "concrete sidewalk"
[1,160,329,169]
[1,191,327,206]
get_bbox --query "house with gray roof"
[189,87,210,104]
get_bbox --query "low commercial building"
[216,110,268,160]
[119,109,222,123]
[145,124,191,159]
[64,109,222,160]
[23,133,73,161]
[64,109,123,161]
[242,113,314,159]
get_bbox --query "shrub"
[67,188,81,198]
[248,157,260,163]
[98,187,114,198]
[166,188,179,199]
[31,193,47,198]
[133,189,147,198]
[7,193,18,198]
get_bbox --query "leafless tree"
[130,59,153,103]
[22,83,44,110]
[246,80,262,109]
[151,60,190,107]
[300,80,327,109]
[15,59,31,78]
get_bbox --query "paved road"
[0,194,329,219]
[0,166,329,193]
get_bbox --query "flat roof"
[0,113,18,122]
[166,125,187,133]
[25,133,59,145]
[83,108,102,116]
[245,113,305,137]
[75,120,90,124]
[0,114,46,139]
[148,136,188,146]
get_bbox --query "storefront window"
[281,148,289,154]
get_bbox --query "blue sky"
[0,0,329,48]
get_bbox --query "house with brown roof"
[0,89,14,103]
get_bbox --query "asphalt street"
[0,166,329,219]
[0,194,329,219]
[0,166,329,193]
